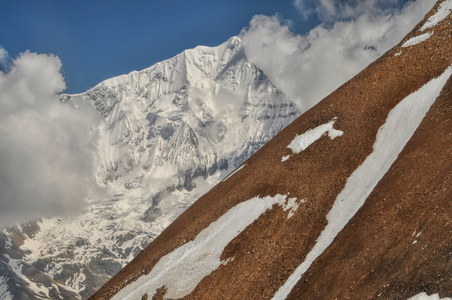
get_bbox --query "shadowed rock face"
[0,222,81,300]
[89,1,452,299]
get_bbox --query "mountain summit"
[0,37,298,299]
[90,1,452,299]
[66,36,297,196]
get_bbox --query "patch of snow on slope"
[281,155,290,162]
[272,65,452,300]
[282,198,304,219]
[409,293,452,300]
[283,118,343,161]
[420,0,452,31]
[402,32,433,47]
[0,276,13,300]
[112,195,295,300]
[288,119,343,154]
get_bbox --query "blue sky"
[1,0,320,93]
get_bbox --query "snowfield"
[402,0,452,48]
[402,32,433,47]
[282,118,343,162]
[111,194,300,300]
[272,65,452,300]
[420,0,452,31]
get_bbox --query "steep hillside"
[90,1,452,299]
[0,37,299,299]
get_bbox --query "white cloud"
[0,51,101,225]
[293,0,314,19]
[241,0,436,112]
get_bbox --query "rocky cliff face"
[0,221,80,300]
[0,37,299,299]
[89,1,452,299]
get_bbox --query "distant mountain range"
[0,37,299,299]
[89,1,452,299]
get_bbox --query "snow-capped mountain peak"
[0,36,299,299]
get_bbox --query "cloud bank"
[0,50,100,226]
[240,0,436,112]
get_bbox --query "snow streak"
[112,195,297,300]
[282,118,343,162]
[273,65,452,300]
[402,32,433,47]
[420,0,452,31]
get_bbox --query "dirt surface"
[90,1,452,299]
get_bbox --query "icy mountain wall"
[66,36,297,198]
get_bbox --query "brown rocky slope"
[90,1,452,299]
